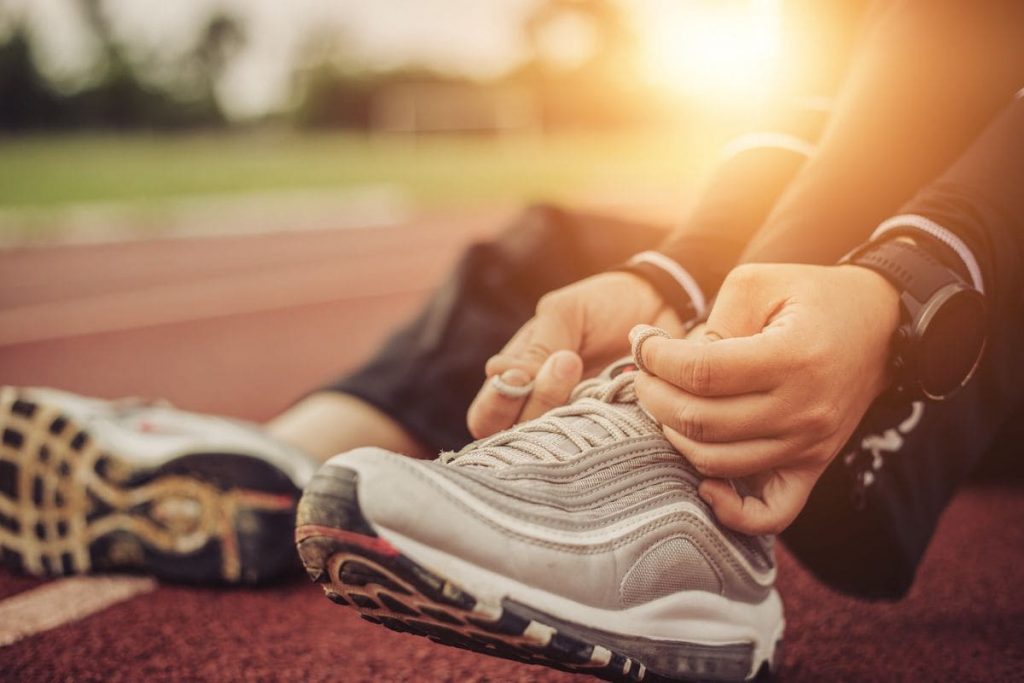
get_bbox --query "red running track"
[0,212,1021,682]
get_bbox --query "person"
[292,3,1023,680]
[1,1,1021,681]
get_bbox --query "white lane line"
[0,576,157,647]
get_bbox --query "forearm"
[741,0,1024,267]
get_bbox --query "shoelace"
[440,366,656,468]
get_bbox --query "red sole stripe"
[294,524,399,558]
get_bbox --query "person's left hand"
[466,272,683,440]
[632,262,901,535]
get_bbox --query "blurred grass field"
[0,128,725,240]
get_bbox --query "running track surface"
[0,210,1021,682]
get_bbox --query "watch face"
[917,287,986,399]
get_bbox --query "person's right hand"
[466,271,685,439]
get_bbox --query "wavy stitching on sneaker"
[440,370,648,468]
[378,455,774,594]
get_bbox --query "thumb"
[701,266,780,341]
[697,469,814,536]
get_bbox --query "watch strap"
[843,238,966,303]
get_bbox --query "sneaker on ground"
[295,360,783,682]
[0,386,317,584]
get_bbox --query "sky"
[2,0,782,119]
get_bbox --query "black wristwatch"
[843,238,986,401]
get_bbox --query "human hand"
[632,263,901,535]
[467,271,684,439]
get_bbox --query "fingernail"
[550,351,579,381]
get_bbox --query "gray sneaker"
[0,386,317,584]
[296,361,783,682]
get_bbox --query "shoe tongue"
[533,414,612,457]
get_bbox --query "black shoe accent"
[156,452,297,494]
[421,606,465,626]
[70,431,88,451]
[349,593,380,610]
[31,476,43,505]
[48,416,67,435]
[338,560,411,595]
[325,591,349,606]
[3,428,23,448]
[378,593,419,616]
[296,465,377,537]
[1,547,24,572]
[0,459,16,497]
[0,511,18,533]
[11,400,37,418]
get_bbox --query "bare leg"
[265,392,434,462]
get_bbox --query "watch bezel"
[905,283,986,401]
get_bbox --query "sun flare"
[642,0,783,103]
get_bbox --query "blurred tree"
[0,29,66,130]
[290,0,667,133]
[187,12,246,108]
[514,0,666,130]
[0,1,245,131]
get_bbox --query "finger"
[633,333,788,397]
[697,470,815,535]
[662,426,792,478]
[519,350,583,422]
[633,373,788,443]
[484,320,539,378]
[466,368,533,439]
[486,310,579,379]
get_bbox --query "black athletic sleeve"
[653,107,828,308]
[893,96,1024,320]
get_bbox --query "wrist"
[611,251,705,325]
[840,238,987,401]
[839,264,902,335]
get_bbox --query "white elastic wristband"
[871,214,984,293]
[720,131,815,162]
[628,251,708,319]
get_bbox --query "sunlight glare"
[642,0,782,103]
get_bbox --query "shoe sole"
[295,466,780,683]
[0,387,300,584]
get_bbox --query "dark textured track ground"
[1,211,1021,681]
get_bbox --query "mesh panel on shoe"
[445,453,700,520]
[619,536,722,606]
[730,532,774,572]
